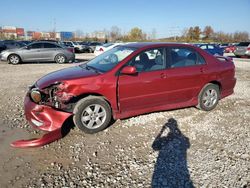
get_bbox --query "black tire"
[55,54,66,64]
[8,54,21,65]
[73,96,112,134]
[197,83,220,111]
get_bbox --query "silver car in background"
[0,42,75,64]
[234,42,250,58]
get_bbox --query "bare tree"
[203,26,214,39]
[110,26,121,42]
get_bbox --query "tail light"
[247,48,250,51]
[67,48,74,53]
[99,48,104,52]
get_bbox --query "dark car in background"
[197,44,224,56]
[0,41,75,64]
[234,42,250,58]
[0,41,7,52]
[87,42,103,53]
[0,40,26,50]
[63,41,88,53]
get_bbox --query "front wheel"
[55,54,66,64]
[73,96,112,134]
[8,54,21,65]
[197,84,220,111]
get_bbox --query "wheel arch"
[209,80,222,93]
[70,93,113,115]
[7,53,22,62]
[54,53,67,62]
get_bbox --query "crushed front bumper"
[11,95,72,148]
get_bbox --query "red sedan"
[12,43,236,147]
[224,45,236,53]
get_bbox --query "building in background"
[90,31,106,40]
[16,28,25,39]
[60,32,74,41]
[32,32,42,40]
[41,32,50,39]
[2,26,17,39]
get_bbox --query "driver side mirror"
[120,66,137,75]
[25,46,30,50]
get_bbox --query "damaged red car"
[12,43,236,147]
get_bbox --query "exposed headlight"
[30,89,42,103]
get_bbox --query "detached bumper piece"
[11,128,62,148]
[10,96,73,148]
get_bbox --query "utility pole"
[53,18,56,40]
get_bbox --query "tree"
[187,27,194,40]
[128,27,144,41]
[203,26,214,39]
[233,31,249,42]
[193,26,201,40]
[110,26,121,42]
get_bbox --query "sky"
[0,0,249,38]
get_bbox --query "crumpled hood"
[36,65,98,89]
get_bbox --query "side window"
[170,48,204,68]
[44,43,57,48]
[207,45,214,49]
[129,48,165,72]
[29,43,43,49]
[200,45,207,50]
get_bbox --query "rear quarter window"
[238,42,250,47]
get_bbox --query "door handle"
[200,68,205,73]
[160,73,167,79]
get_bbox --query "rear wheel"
[8,54,21,65]
[197,84,220,111]
[73,96,112,134]
[55,54,66,64]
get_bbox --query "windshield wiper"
[84,64,102,73]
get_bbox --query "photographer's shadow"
[151,118,194,188]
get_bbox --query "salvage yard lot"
[0,54,249,187]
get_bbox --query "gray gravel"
[0,55,249,188]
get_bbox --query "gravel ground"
[0,54,249,188]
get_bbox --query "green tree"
[128,27,143,41]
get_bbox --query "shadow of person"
[151,118,194,188]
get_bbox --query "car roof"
[122,42,194,49]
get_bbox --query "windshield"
[85,46,136,72]
[73,42,79,45]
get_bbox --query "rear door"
[164,47,207,104]
[43,43,60,61]
[118,48,168,112]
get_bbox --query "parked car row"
[192,42,250,58]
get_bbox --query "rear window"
[103,43,114,47]
[238,42,250,47]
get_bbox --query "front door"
[21,42,44,61]
[118,48,168,112]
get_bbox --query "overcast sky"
[0,0,249,38]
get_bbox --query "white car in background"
[94,43,124,56]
